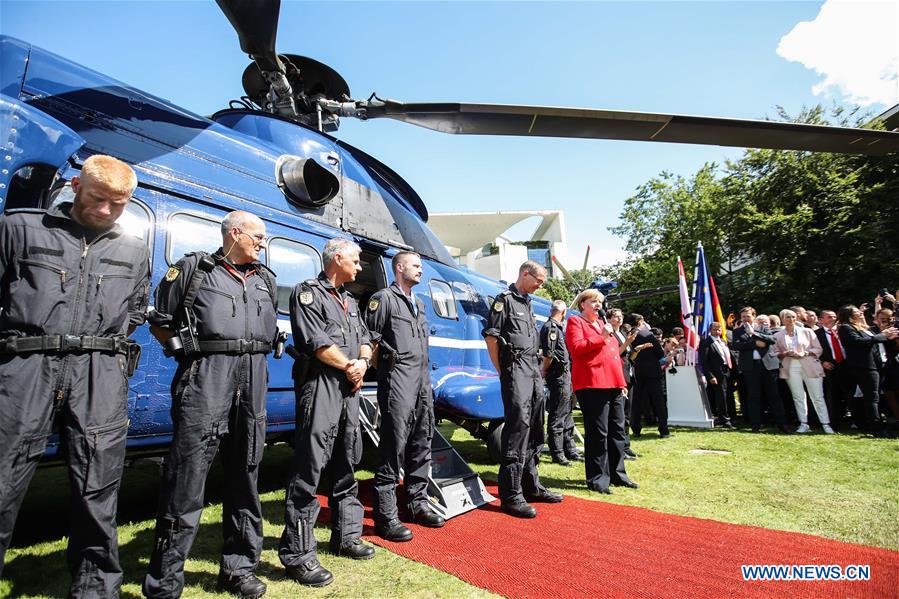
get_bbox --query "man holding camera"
[144,211,278,599]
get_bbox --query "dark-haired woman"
[837,305,898,436]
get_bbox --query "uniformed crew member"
[0,155,149,596]
[540,300,581,466]
[483,261,563,518]
[279,237,375,588]
[143,211,277,599]
[365,251,446,542]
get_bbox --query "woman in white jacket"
[774,309,834,434]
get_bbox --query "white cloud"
[777,0,898,107]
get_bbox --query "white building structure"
[428,210,567,282]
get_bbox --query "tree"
[607,105,898,324]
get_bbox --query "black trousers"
[279,368,364,569]
[545,372,576,458]
[372,377,434,525]
[576,388,628,492]
[631,376,668,435]
[849,368,882,433]
[707,373,731,423]
[742,361,786,428]
[0,352,128,598]
[498,360,546,504]
[823,364,854,430]
[143,354,268,599]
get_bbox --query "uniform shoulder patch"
[549,331,557,341]
[368,298,380,312]
[164,265,181,282]
[493,300,504,312]
[299,290,314,305]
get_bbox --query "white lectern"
[665,365,714,428]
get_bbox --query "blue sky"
[2,1,895,268]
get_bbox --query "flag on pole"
[677,256,699,358]
[692,243,714,339]
[709,273,728,339]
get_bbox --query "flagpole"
[688,242,702,365]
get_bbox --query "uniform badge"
[299,291,313,305]
[368,298,380,311]
[493,301,504,312]
[164,266,181,282]
[549,332,557,341]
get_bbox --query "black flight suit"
[364,282,434,524]
[539,318,577,460]
[143,249,277,599]
[0,203,150,597]
[483,284,549,505]
[279,272,371,569]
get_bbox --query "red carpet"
[320,482,898,598]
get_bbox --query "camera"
[879,288,889,298]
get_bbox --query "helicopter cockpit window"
[429,279,458,320]
[267,238,321,315]
[166,213,222,265]
[452,281,488,319]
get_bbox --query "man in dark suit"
[731,306,788,433]
[815,309,854,431]
[699,321,734,428]
[629,314,669,438]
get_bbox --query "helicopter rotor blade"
[551,255,583,293]
[582,245,591,272]
[215,0,282,72]
[362,101,899,156]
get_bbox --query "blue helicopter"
[2,0,897,506]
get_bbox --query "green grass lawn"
[3,420,897,598]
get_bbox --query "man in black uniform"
[280,237,375,588]
[143,211,277,599]
[629,314,670,438]
[540,299,580,466]
[0,155,149,597]
[484,261,563,519]
[364,251,445,542]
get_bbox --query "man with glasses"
[484,261,563,519]
[143,210,278,599]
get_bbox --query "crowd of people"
[535,285,899,497]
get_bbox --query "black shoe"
[659,432,671,439]
[552,455,571,466]
[778,425,791,434]
[565,452,584,462]
[332,538,375,560]
[612,479,639,489]
[589,485,612,494]
[375,518,413,542]
[501,501,537,518]
[285,560,333,588]
[623,453,637,461]
[524,489,563,503]
[751,426,761,433]
[217,572,267,599]
[412,508,446,528]
[624,449,638,458]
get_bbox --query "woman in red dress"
[565,289,638,493]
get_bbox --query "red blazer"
[565,315,626,392]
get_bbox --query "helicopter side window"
[267,238,321,315]
[429,279,458,320]
[3,165,59,211]
[166,213,223,264]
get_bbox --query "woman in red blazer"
[565,289,636,494]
